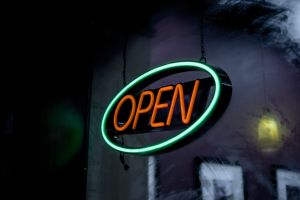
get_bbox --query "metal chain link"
[200,12,207,63]
[120,35,129,171]
[122,35,127,86]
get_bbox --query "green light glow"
[101,61,221,154]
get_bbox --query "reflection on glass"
[213,179,234,200]
[277,169,300,200]
[199,162,244,200]
[286,185,300,200]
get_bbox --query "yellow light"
[257,115,281,152]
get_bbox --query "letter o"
[113,95,136,131]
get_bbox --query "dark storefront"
[1,1,300,200]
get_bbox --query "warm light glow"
[101,61,222,154]
[150,85,173,128]
[257,115,281,152]
[258,117,279,141]
[113,95,136,131]
[133,90,155,129]
[167,79,200,125]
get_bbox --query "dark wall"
[1,7,91,200]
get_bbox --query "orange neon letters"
[150,86,173,128]
[132,90,155,129]
[166,80,200,125]
[113,80,200,131]
[113,95,136,131]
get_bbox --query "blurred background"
[1,0,300,200]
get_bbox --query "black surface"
[1,5,91,200]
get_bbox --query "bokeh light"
[38,104,84,170]
[257,114,283,152]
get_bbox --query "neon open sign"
[101,61,232,155]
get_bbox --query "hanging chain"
[119,34,129,171]
[259,36,268,110]
[200,12,207,63]
[122,35,127,86]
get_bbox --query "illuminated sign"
[101,61,232,155]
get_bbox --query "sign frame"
[101,61,231,155]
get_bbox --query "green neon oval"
[101,61,221,154]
